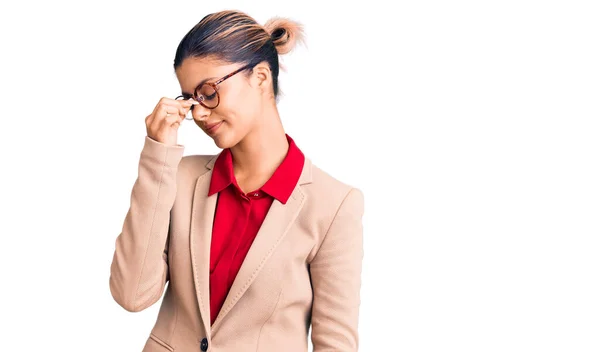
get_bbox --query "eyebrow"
[181,76,217,96]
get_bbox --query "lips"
[204,121,223,133]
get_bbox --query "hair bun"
[264,17,305,55]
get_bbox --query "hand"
[145,97,198,146]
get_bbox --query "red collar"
[208,134,305,204]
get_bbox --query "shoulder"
[176,153,219,180]
[303,159,364,263]
[180,153,216,168]
[302,158,364,217]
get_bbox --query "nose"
[192,103,211,121]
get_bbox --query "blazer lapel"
[211,158,313,333]
[189,156,218,334]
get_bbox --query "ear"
[251,62,272,95]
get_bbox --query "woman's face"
[175,57,265,149]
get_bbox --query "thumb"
[180,98,200,106]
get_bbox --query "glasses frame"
[176,63,255,120]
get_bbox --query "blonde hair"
[174,10,305,97]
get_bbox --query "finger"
[146,110,171,129]
[162,114,184,129]
[149,106,178,132]
[179,98,200,106]
[148,97,195,127]
[157,104,184,119]
[165,101,188,117]
[152,97,176,115]
[178,98,200,114]
[155,98,191,117]
[178,97,199,106]
[151,114,180,135]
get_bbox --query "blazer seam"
[132,147,170,310]
[255,288,283,352]
[312,187,354,263]
[149,332,175,351]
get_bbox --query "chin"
[211,130,240,150]
[213,137,231,149]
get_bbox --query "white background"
[1,0,599,351]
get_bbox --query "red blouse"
[207,134,305,325]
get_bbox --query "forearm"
[109,136,184,312]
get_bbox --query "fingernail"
[188,98,199,105]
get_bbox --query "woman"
[109,10,364,352]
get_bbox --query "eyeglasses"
[176,63,254,120]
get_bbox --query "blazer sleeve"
[310,187,365,351]
[109,136,184,312]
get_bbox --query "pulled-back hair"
[174,10,304,98]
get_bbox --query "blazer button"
[200,337,208,351]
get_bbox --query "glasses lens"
[196,84,219,108]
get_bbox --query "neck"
[230,105,289,185]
